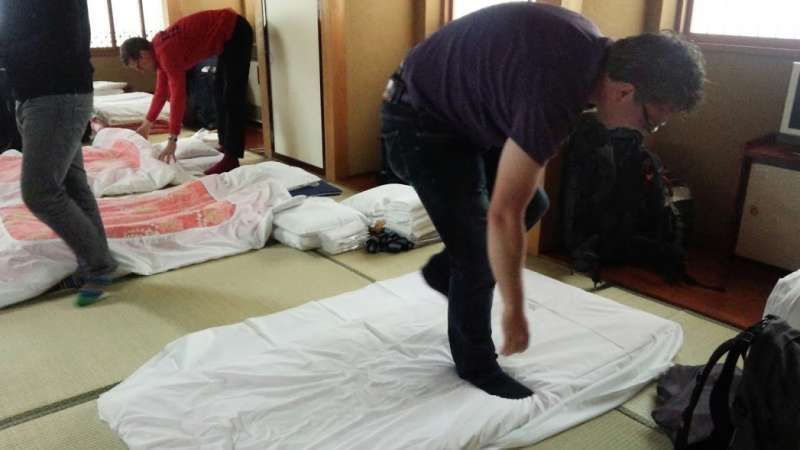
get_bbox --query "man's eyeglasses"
[641,103,667,134]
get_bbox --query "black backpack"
[0,68,21,153]
[652,316,800,449]
[561,112,690,284]
[184,57,218,130]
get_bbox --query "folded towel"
[273,227,321,251]
[341,184,416,217]
[319,221,368,254]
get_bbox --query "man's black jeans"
[380,99,549,378]
[215,16,253,158]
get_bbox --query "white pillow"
[94,81,128,91]
[256,161,321,191]
[157,137,220,159]
[273,227,321,251]
[95,88,125,96]
[191,129,220,147]
[341,184,417,218]
[273,197,366,237]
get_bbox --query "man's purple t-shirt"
[402,3,609,164]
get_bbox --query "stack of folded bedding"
[340,183,412,225]
[93,81,128,96]
[384,201,438,244]
[318,220,369,255]
[273,197,368,254]
[341,183,439,245]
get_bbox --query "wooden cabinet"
[734,136,800,270]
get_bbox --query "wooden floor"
[546,247,785,329]
[243,124,264,153]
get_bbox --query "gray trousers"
[16,93,117,278]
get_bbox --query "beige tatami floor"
[0,183,740,450]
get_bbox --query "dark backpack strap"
[675,338,736,449]
[706,336,750,447]
[676,317,773,449]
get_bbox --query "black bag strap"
[675,338,736,449]
[676,317,773,450]
[706,336,750,447]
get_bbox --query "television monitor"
[778,62,800,145]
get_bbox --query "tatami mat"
[524,255,598,290]
[328,243,445,281]
[524,255,739,430]
[521,410,672,450]
[621,310,740,427]
[0,411,672,450]
[2,234,741,449]
[597,286,683,320]
[525,255,736,430]
[526,255,684,319]
[0,402,125,450]
[0,244,369,421]
[0,404,671,450]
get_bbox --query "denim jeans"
[381,100,549,377]
[16,93,117,278]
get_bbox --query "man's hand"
[500,305,529,356]
[135,120,153,139]
[158,139,177,164]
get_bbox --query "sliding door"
[265,0,325,168]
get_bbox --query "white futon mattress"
[99,270,682,449]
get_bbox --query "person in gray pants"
[1,0,118,305]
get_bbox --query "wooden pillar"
[320,0,349,180]
[252,0,272,158]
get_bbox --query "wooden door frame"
[319,0,349,181]
[256,0,348,180]
[255,0,576,183]
[254,0,272,159]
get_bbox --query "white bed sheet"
[765,270,800,329]
[93,92,170,125]
[0,164,292,308]
[98,269,682,449]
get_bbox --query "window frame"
[445,0,541,23]
[90,0,150,55]
[679,0,800,54]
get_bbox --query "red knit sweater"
[146,9,238,135]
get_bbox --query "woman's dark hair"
[606,31,706,112]
[119,37,152,66]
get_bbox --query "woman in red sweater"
[120,9,253,174]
